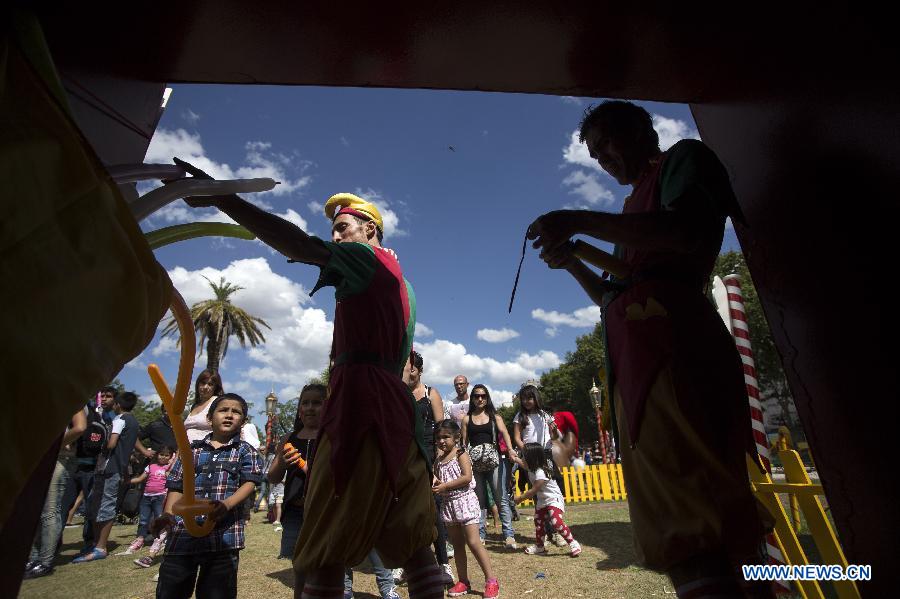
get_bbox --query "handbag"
[469,419,500,472]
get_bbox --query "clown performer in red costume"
[527,101,774,599]
[181,169,441,599]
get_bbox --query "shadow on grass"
[568,521,639,571]
[265,564,383,598]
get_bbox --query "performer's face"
[332,214,372,244]
[584,125,642,186]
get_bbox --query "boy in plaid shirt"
[152,393,263,599]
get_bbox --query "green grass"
[20,502,671,598]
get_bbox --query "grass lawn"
[19,502,673,598]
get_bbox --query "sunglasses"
[472,393,488,399]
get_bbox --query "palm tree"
[162,276,270,373]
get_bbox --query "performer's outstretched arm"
[187,194,330,266]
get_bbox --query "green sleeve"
[309,240,377,300]
[659,139,736,219]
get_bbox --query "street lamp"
[589,379,609,465]
[264,389,277,452]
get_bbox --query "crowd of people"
[24,100,775,599]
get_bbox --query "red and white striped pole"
[716,274,791,594]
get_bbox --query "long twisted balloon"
[147,288,217,536]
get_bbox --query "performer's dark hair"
[578,100,659,152]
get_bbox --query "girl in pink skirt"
[433,420,500,599]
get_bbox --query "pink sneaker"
[484,578,500,598]
[126,537,144,553]
[447,580,470,597]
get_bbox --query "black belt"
[333,351,398,373]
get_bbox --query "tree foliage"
[161,276,270,373]
[536,322,607,445]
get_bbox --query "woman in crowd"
[460,384,517,550]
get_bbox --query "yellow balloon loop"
[147,288,216,536]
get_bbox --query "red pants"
[534,505,573,546]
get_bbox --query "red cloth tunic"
[604,140,751,448]
[309,241,417,495]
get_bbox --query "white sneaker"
[569,540,582,557]
[446,541,455,558]
[441,563,454,586]
[273,521,283,532]
[391,568,405,585]
[504,536,518,550]
[524,544,547,555]
[152,572,159,582]
[552,532,567,547]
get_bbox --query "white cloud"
[166,258,333,390]
[531,305,602,338]
[151,336,179,357]
[652,114,700,151]
[340,136,350,147]
[307,201,322,214]
[562,171,616,207]
[560,96,583,105]
[486,387,516,407]
[182,109,200,124]
[562,130,601,172]
[352,187,408,239]
[476,327,520,343]
[416,339,561,387]
[415,322,434,339]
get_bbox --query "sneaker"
[391,568,405,585]
[524,544,547,555]
[504,536,518,550]
[343,593,354,599]
[569,540,582,557]
[441,563,454,586]
[446,541,455,558]
[273,521,283,532]
[134,556,154,568]
[447,580,471,597]
[148,536,165,556]
[385,587,401,599]
[152,572,159,582]
[484,578,500,599]
[24,560,39,572]
[23,564,54,579]
[552,532,568,547]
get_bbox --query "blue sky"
[120,85,738,421]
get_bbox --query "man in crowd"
[528,100,772,598]
[446,375,469,425]
[138,405,177,455]
[181,166,443,599]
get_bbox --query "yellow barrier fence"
[512,463,627,505]
[748,450,860,599]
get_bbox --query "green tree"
[537,322,607,444]
[161,276,270,373]
[711,251,797,428]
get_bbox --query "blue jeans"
[137,494,166,540]
[254,479,270,510]
[156,550,239,599]
[29,459,70,567]
[344,549,394,598]
[280,505,303,559]
[473,458,515,540]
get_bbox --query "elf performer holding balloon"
[178,159,443,599]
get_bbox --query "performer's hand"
[528,210,579,253]
[539,240,579,270]
[150,513,176,536]
[208,500,229,523]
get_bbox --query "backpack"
[79,407,109,457]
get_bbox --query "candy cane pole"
[715,274,791,594]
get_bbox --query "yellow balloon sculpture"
[146,289,217,536]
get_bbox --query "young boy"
[73,390,141,562]
[152,393,263,599]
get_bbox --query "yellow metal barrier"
[748,450,860,599]
[512,463,627,505]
